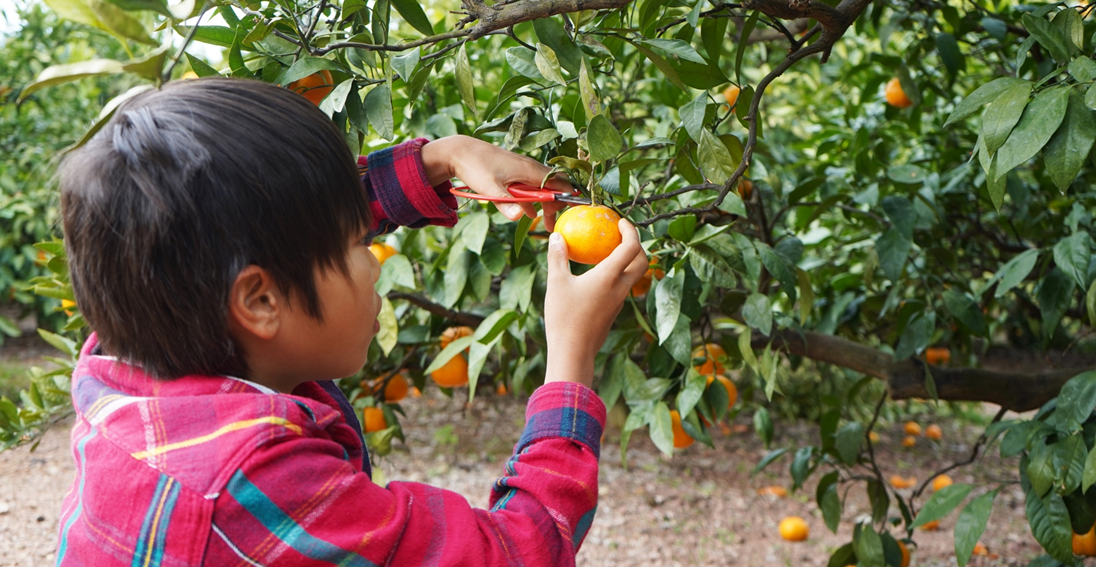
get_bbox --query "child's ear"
[227,265,282,340]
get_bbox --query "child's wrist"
[419,136,464,186]
[544,348,596,387]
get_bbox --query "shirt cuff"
[517,382,606,459]
[358,139,458,238]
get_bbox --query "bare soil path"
[0,384,1049,566]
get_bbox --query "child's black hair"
[59,77,371,379]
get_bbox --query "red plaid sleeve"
[204,382,606,566]
[359,138,459,239]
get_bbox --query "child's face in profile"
[277,230,383,381]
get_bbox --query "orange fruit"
[890,475,916,489]
[61,298,76,316]
[496,383,507,395]
[778,516,809,541]
[372,373,409,402]
[919,520,940,531]
[288,69,335,106]
[925,347,951,365]
[369,242,398,265]
[898,540,910,567]
[757,486,787,498]
[925,424,943,440]
[738,178,754,200]
[722,84,740,109]
[706,375,738,409]
[553,205,623,265]
[410,386,422,397]
[902,435,917,448]
[181,70,199,80]
[932,474,953,491]
[885,77,913,109]
[630,265,665,297]
[869,431,881,443]
[430,355,469,388]
[904,421,922,436]
[363,406,387,433]
[671,409,694,449]
[972,542,988,556]
[440,326,474,349]
[692,343,727,375]
[1074,524,1096,556]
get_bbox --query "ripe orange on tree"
[897,540,910,567]
[440,326,474,349]
[369,242,398,265]
[670,410,694,449]
[778,516,809,541]
[885,77,913,109]
[706,375,738,409]
[1074,524,1096,556]
[363,407,387,433]
[932,474,953,491]
[925,424,943,440]
[890,475,916,489]
[919,520,940,531]
[722,84,740,109]
[903,421,922,436]
[902,435,917,448]
[288,69,334,106]
[431,355,469,388]
[553,205,622,265]
[925,347,950,365]
[372,372,410,403]
[868,431,881,443]
[630,264,665,297]
[692,343,726,375]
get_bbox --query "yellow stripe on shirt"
[131,417,303,460]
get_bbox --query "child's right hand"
[543,218,649,388]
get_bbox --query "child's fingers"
[541,201,566,232]
[546,232,573,285]
[592,218,645,278]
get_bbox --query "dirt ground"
[0,371,1056,567]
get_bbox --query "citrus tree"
[8,0,1096,564]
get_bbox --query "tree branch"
[387,292,484,327]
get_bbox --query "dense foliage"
[6,0,1096,564]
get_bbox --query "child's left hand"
[421,135,573,231]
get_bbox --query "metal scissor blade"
[556,193,592,205]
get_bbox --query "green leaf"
[375,297,398,355]
[817,471,842,533]
[281,57,347,86]
[734,11,759,85]
[667,215,697,242]
[943,290,987,336]
[1082,440,1096,493]
[1044,90,1096,193]
[1068,57,1096,83]
[1023,13,1071,64]
[676,371,706,419]
[472,309,519,344]
[649,401,674,456]
[798,268,813,324]
[655,268,685,345]
[1029,438,1056,497]
[1057,371,1096,434]
[955,490,998,567]
[173,24,236,48]
[1054,6,1083,50]
[318,79,353,117]
[391,47,420,81]
[37,329,76,357]
[390,0,434,36]
[0,316,18,338]
[835,422,863,465]
[19,59,125,102]
[946,77,1029,127]
[1051,434,1086,494]
[534,44,566,86]
[505,48,543,81]
[680,92,707,144]
[1038,268,1076,337]
[698,129,737,183]
[1025,487,1074,563]
[673,60,729,90]
[639,38,706,64]
[991,249,1040,298]
[363,84,394,140]
[532,17,582,75]
[1087,280,1096,327]
[587,114,623,163]
[995,86,1070,180]
[935,32,964,77]
[742,292,772,336]
[1053,232,1092,290]
[757,244,796,304]
[875,227,911,282]
[631,41,687,91]
[790,446,813,490]
[855,525,884,567]
[912,483,974,528]
[981,81,1032,155]
[753,407,772,447]
[752,448,788,476]
[578,59,599,122]
[895,311,934,360]
[185,52,219,77]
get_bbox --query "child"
[54,78,648,566]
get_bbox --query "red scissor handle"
[449,183,581,203]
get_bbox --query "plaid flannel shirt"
[56,140,606,566]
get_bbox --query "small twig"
[162,7,209,83]
[387,291,484,327]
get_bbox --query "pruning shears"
[449,183,591,206]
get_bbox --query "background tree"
[6,0,1096,564]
